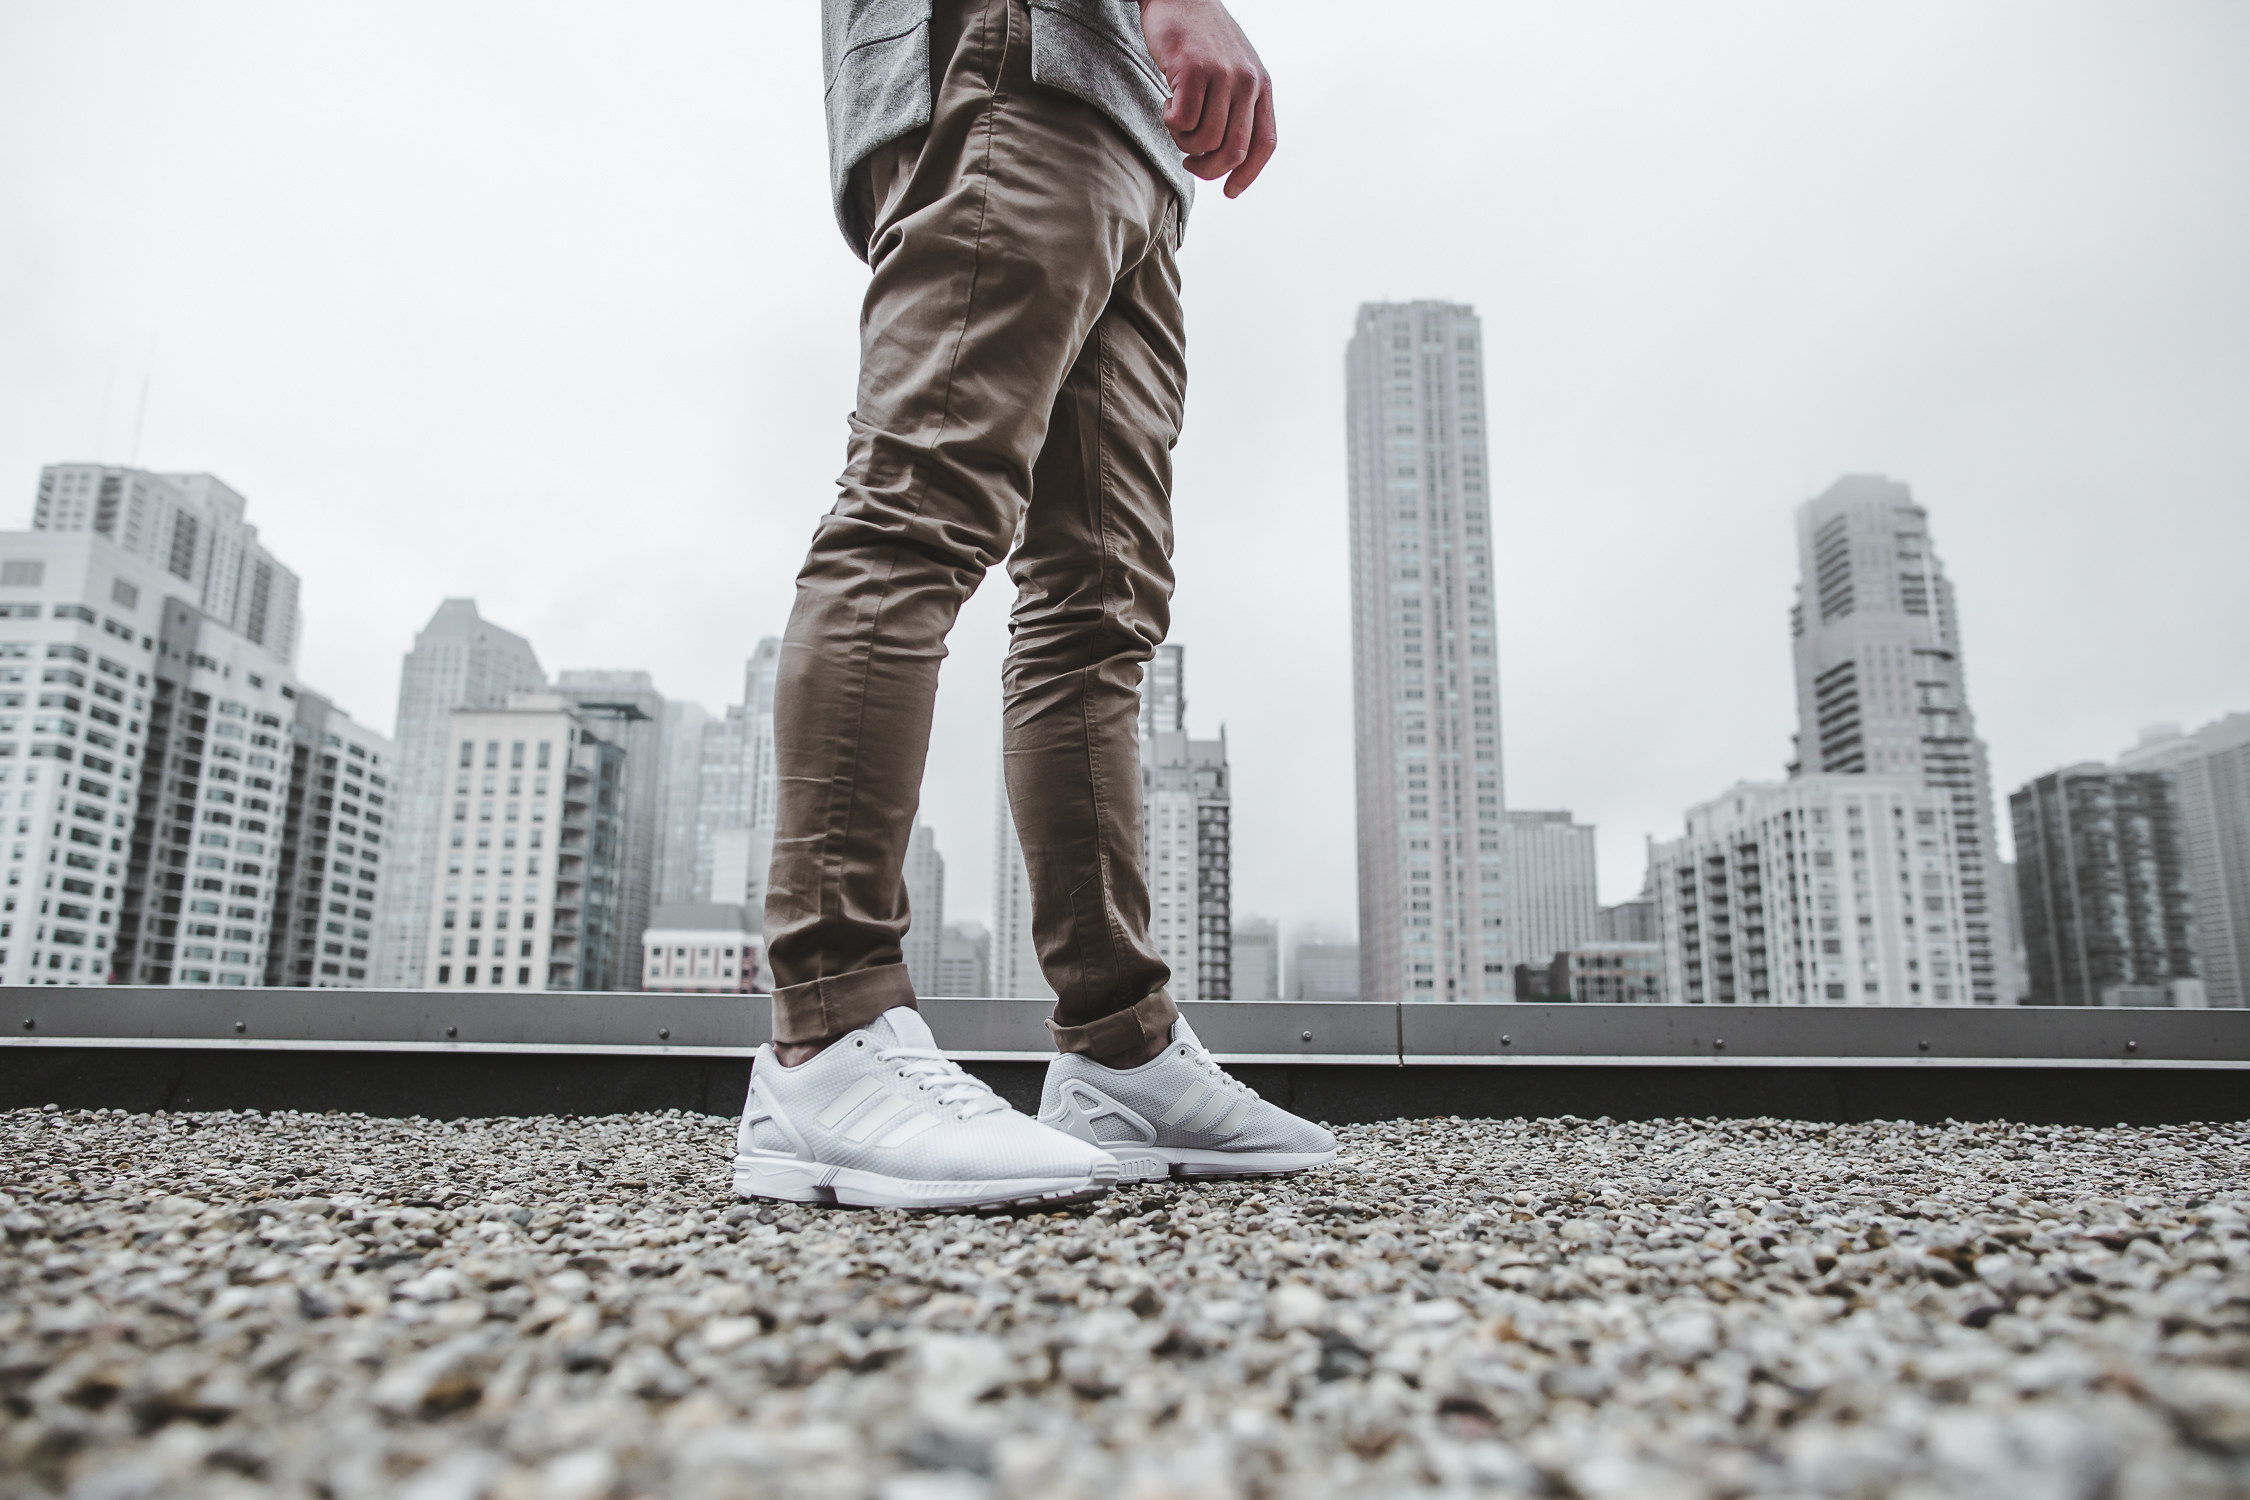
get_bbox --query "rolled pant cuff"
[1045,988,1179,1060]
[771,964,917,1045]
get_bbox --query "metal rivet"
[2126,1040,2139,1053]
[1500,1035,1512,1046]
[1300,1030,1312,1042]
[445,1025,458,1038]
[1918,1039,1930,1051]
[659,1028,671,1041]
[20,1018,32,1032]
[1714,1038,1726,1051]
[233,1021,245,1034]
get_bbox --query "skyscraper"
[1232,915,1279,1001]
[990,746,1052,999]
[554,670,666,991]
[1143,728,1231,1002]
[1790,476,2007,1003]
[2118,715,2250,1007]
[6,480,388,989]
[1502,810,1599,972]
[654,699,712,906]
[372,600,546,988]
[902,821,945,996]
[2012,764,2203,1007]
[1652,775,1973,1005]
[1346,301,1504,1003]
[420,696,625,993]
[34,466,302,666]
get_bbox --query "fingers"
[1223,82,1277,198]
[1180,69,1270,186]
[1162,68,1209,145]
[1168,63,1239,159]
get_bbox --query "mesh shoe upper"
[742,1008,1112,1184]
[1040,1020,1339,1157]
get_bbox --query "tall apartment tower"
[2011,764,2203,1007]
[1144,728,1232,1002]
[902,822,945,996]
[372,600,546,988]
[34,466,302,666]
[2119,716,2250,1007]
[4,493,387,990]
[1652,775,1973,1005]
[1790,476,2007,1003]
[1346,301,1505,1003]
[1140,643,1184,739]
[420,696,625,993]
[1502,809,1599,972]
[654,700,712,906]
[554,670,666,989]
[990,747,1053,999]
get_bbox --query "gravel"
[3,1105,2248,1499]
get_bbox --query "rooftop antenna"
[130,345,155,465]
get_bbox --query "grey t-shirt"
[821,0,1194,259]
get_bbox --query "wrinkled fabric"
[821,0,1192,258]
[768,0,1184,1063]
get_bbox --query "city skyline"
[4,3,2246,945]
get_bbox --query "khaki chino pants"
[765,0,1185,1059]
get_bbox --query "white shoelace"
[879,1048,1010,1120]
[1179,1042,1261,1104]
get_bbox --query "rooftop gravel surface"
[3,1106,2247,1499]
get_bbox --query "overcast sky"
[3,2,2245,939]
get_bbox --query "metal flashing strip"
[3,990,2245,1067]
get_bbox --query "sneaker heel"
[733,1156,835,1204]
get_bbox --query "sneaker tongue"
[868,1005,938,1051]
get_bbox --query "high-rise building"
[1140,643,1184,739]
[2011,764,2203,1007]
[902,821,945,996]
[3,492,387,989]
[654,700,712,907]
[1288,941,1362,1002]
[936,920,990,997]
[688,706,755,904]
[1790,476,2008,1003]
[34,466,301,666]
[1525,943,1665,1004]
[422,695,624,993]
[554,670,665,990]
[1144,728,1232,1003]
[263,690,394,987]
[990,747,1051,1000]
[1652,775,1973,1006]
[1232,914,1279,1001]
[1502,810,1598,973]
[373,600,546,988]
[2117,716,2250,1008]
[1598,870,1659,944]
[743,638,783,832]
[1346,301,1504,1003]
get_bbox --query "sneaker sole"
[1107,1147,1337,1181]
[734,1154,1120,1211]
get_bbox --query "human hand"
[1137,0,1276,197]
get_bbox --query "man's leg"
[1004,223,1185,1065]
[763,0,1184,1049]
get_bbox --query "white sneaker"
[1038,1019,1339,1180]
[735,1006,1120,1211]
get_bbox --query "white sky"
[3,2,2245,937]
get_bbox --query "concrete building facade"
[1232,914,1280,1001]
[1503,809,1599,973]
[422,696,624,993]
[554,670,665,991]
[1,507,388,989]
[1144,728,1231,1003]
[2117,715,2250,1008]
[902,822,945,997]
[373,600,546,988]
[1789,476,2010,1003]
[936,920,990,997]
[1652,775,1972,1006]
[2011,764,2203,1008]
[1346,301,1505,1003]
[640,902,763,993]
